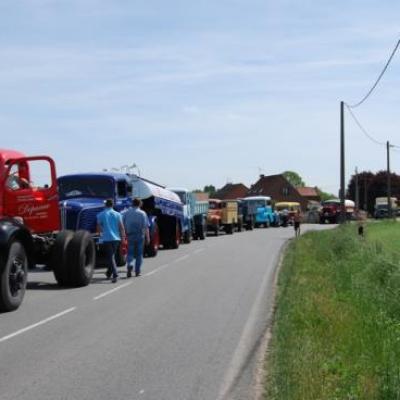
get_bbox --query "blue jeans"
[103,240,120,278]
[127,236,144,275]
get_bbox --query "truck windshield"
[58,177,114,199]
[175,191,187,204]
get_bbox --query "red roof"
[215,183,249,200]
[297,187,318,197]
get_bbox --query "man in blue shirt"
[97,199,126,283]
[122,198,150,277]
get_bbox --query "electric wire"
[347,38,400,109]
[345,103,400,151]
[345,103,386,146]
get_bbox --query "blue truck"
[167,188,209,242]
[241,196,276,228]
[57,172,184,265]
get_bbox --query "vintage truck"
[374,197,398,218]
[0,149,95,312]
[319,199,355,223]
[58,172,184,262]
[207,199,238,235]
[241,196,276,228]
[167,188,208,242]
[275,202,301,225]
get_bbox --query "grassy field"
[266,221,400,400]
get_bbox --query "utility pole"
[340,101,346,223]
[387,141,392,218]
[363,176,368,212]
[355,167,359,213]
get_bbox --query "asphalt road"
[0,224,330,400]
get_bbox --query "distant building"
[193,192,209,202]
[214,183,249,200]
[247,174,321,210]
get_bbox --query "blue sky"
[1,0,399,193]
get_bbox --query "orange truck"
[207,199,238,235]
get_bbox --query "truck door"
[3,157,60,233]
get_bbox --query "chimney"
[260,174,265,179]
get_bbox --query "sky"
[1,0,399,194]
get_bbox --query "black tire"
[226,224,233,234]
[170,221,181,249]
[183,229,192,244]
[199,223,206,240]
[52,230,75,286]
[66,230,95,287]
[215,225,219,236]
[0,241,28,312]
[145,223,159,257]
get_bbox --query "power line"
[345,103,386,146]
[347,38,400,109]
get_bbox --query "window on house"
[282,187,289,196]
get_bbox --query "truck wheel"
[171,222,181,249]
[183,230,192,244]
[226,224,233,234]
[0,241,28,312]
[52,230,75,286]
[199,223,206,240]
[145,224,159,257]
[215,225,219,236]
[66,230,95,287]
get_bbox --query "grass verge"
[265,221,400,400]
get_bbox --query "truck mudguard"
[0,218,34,263]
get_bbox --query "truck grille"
[77,207,103,233]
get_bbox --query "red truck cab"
[0,149,95,312]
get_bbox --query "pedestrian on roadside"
[122,198,150,277]
[97,199,126,283]
[294,210,301,237]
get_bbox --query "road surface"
[0,224,330,400]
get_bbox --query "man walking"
[97,199,126,283]
[123,198,150,277]
[294,210,302,237]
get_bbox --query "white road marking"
[139,390,145,395]
[0,307,76,344]
[216,249,281,400]
[173,254,190,263]
[193,248,205,255]
[143,264,170,277]
[93,281,133,300]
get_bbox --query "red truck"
[0,149,95,312]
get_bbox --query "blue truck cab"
[58,173,135,265]
[58,173,184,262]
[167,188,208,242]
[242,196,276,228]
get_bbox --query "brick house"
[215,183,249,200]
[247,174,320,211]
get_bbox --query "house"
[214,183,249,200]
[247,174,320,210]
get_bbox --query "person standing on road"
[294,210,302,237]
[122,198,150,278]
[97,199,126,283]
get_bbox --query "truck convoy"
[167,188,208,242]
[0,149,95,312]
[374,197,398,218]
[58,173,184,262]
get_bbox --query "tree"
[282,171,306,187]
[347,170,400,214]
[316,187,336,202]
[203,185,217,197]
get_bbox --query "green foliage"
[316,187,336,202]
[266,222,400,400]
[282,171,306,187]
[203,184,216,197]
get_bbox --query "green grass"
[266,221,400,400]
